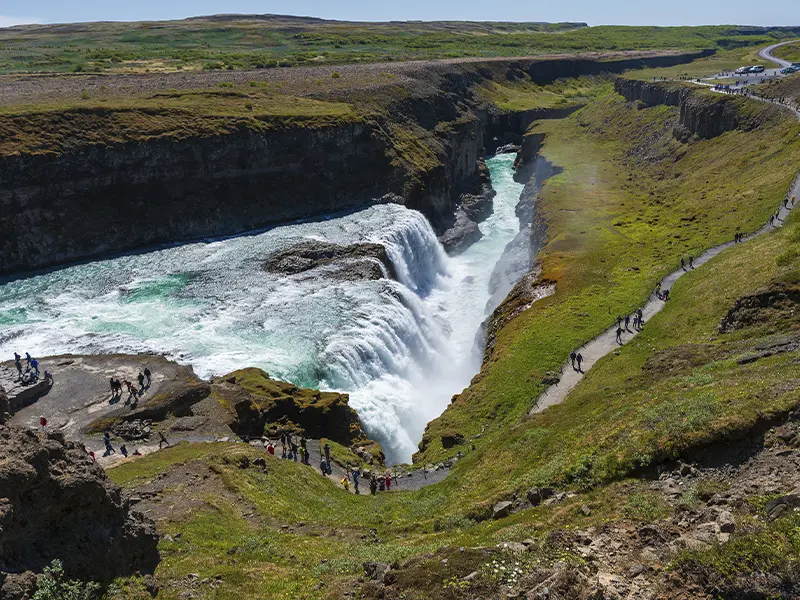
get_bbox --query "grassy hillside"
[0,18,794,74]
[415,87,800,495]
[773,41,800,63]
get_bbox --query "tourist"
[44,371,53,384]
[320,457,327,476]
[385,474,392,491]
[137,372,145,392]
[663,289,670,301]
[14,353,22,378]
[616,326,623,345]
[124,380,137,403]
[681,257,686,271]
[133,448,143,456]
[30,358,39,377]
[158,431,170,449]
[341,476,350,492]
[291,439,299,462]
[89,450,96,462]
[267,441,275,455]
[689,256,694,269]
[103,431,115,456]
[324,442,331,464]
[576,353,583,371]
[25,352,32,366]
[39,415,47,433]
[300,437,309,465]
[144,367,152,387]
[353,469,360,494]
[570,351,577,369]
[120,445,128,458]
[109,377,117,397]
[370,475,378,495]
[624,315,630,331]
[378,476,386,492]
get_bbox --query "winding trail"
[758,40,799,69]
[531,112,800,415]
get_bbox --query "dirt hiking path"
[531,173,800,415]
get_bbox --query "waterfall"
[0,154,526,464]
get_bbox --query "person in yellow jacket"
[341,476,350,491]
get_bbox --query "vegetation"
[0,18,796,74]
[33,560,101,600]
[415,86,800,505]
[623,45,782,80]
[773,41,800,64]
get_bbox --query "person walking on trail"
[324,442,331,464]
[39,415,47,433]
[681,258,686,271]
[25,352,32,366]
[158,431,170,449]
[616,326,623,345]
[624,315,631,331]
[103,431,115,456]
[341,476,350,491]
[616,315,623,329]
[570,351,577,370]
[120,445,128,458]
[14,353,22,378]
[378,476,386,492]
[353,471,360,494]
[385,474,392,491]
[576,353,583,372]
[370,475,378,495]
[291,439,299,462]
[771,215,775,226]
[144,368,152,388]
[300,437,309,465]
[689,256,694,269]
[137,372,145,393]
[320,458,327,476]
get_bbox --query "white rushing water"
[0,154,523,462]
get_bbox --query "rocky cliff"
[0,425,159,598]
[613,77,784,139]
[0,52,711,276]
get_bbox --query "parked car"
[734,66,752,74]
[781,66,799,74]
[749,65,765,73]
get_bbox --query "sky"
[0,0,799,28]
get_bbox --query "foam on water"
[0,154,524,463]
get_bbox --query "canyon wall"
[0,51,710,276]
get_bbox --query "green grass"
[477,75,611,112]
[624,46,782,80]
[414,88,800,505]
[0,19,794,74]
[0,88,357,156]
[773,41,800,64]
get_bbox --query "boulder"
[765,494,800,521]
[717,510,735,533]
[363,562,390,581]
[492,500,514,519]
[438,209,482,254]
[263,241,396,281]
[526,487,542,506]
[0,425,159,588]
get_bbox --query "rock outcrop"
[719,281,800,333]
[614,77,784,140]
[0,425,159,596]
[212,368,377,450]
[263,241,397,281]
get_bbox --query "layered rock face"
[0,426,159,596]
[0,53,711,276]
[613,77,784,140]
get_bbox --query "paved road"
[758,40,799,69]
[531,145,800,415]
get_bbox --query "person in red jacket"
[385,474,392,491]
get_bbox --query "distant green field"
[773,41,800,63]
[0,16,796,74]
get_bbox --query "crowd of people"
[260,432,399,494]
[109,368,152,406]
[12,351,51,386]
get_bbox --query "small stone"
[580,505,591,516]
[629,563,645,577]
[493,500,514,519]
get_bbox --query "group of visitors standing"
[12,352,50,385]
[109,368,152,405]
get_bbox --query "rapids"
[0,154,524,463]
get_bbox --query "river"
[0,153,524,463]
